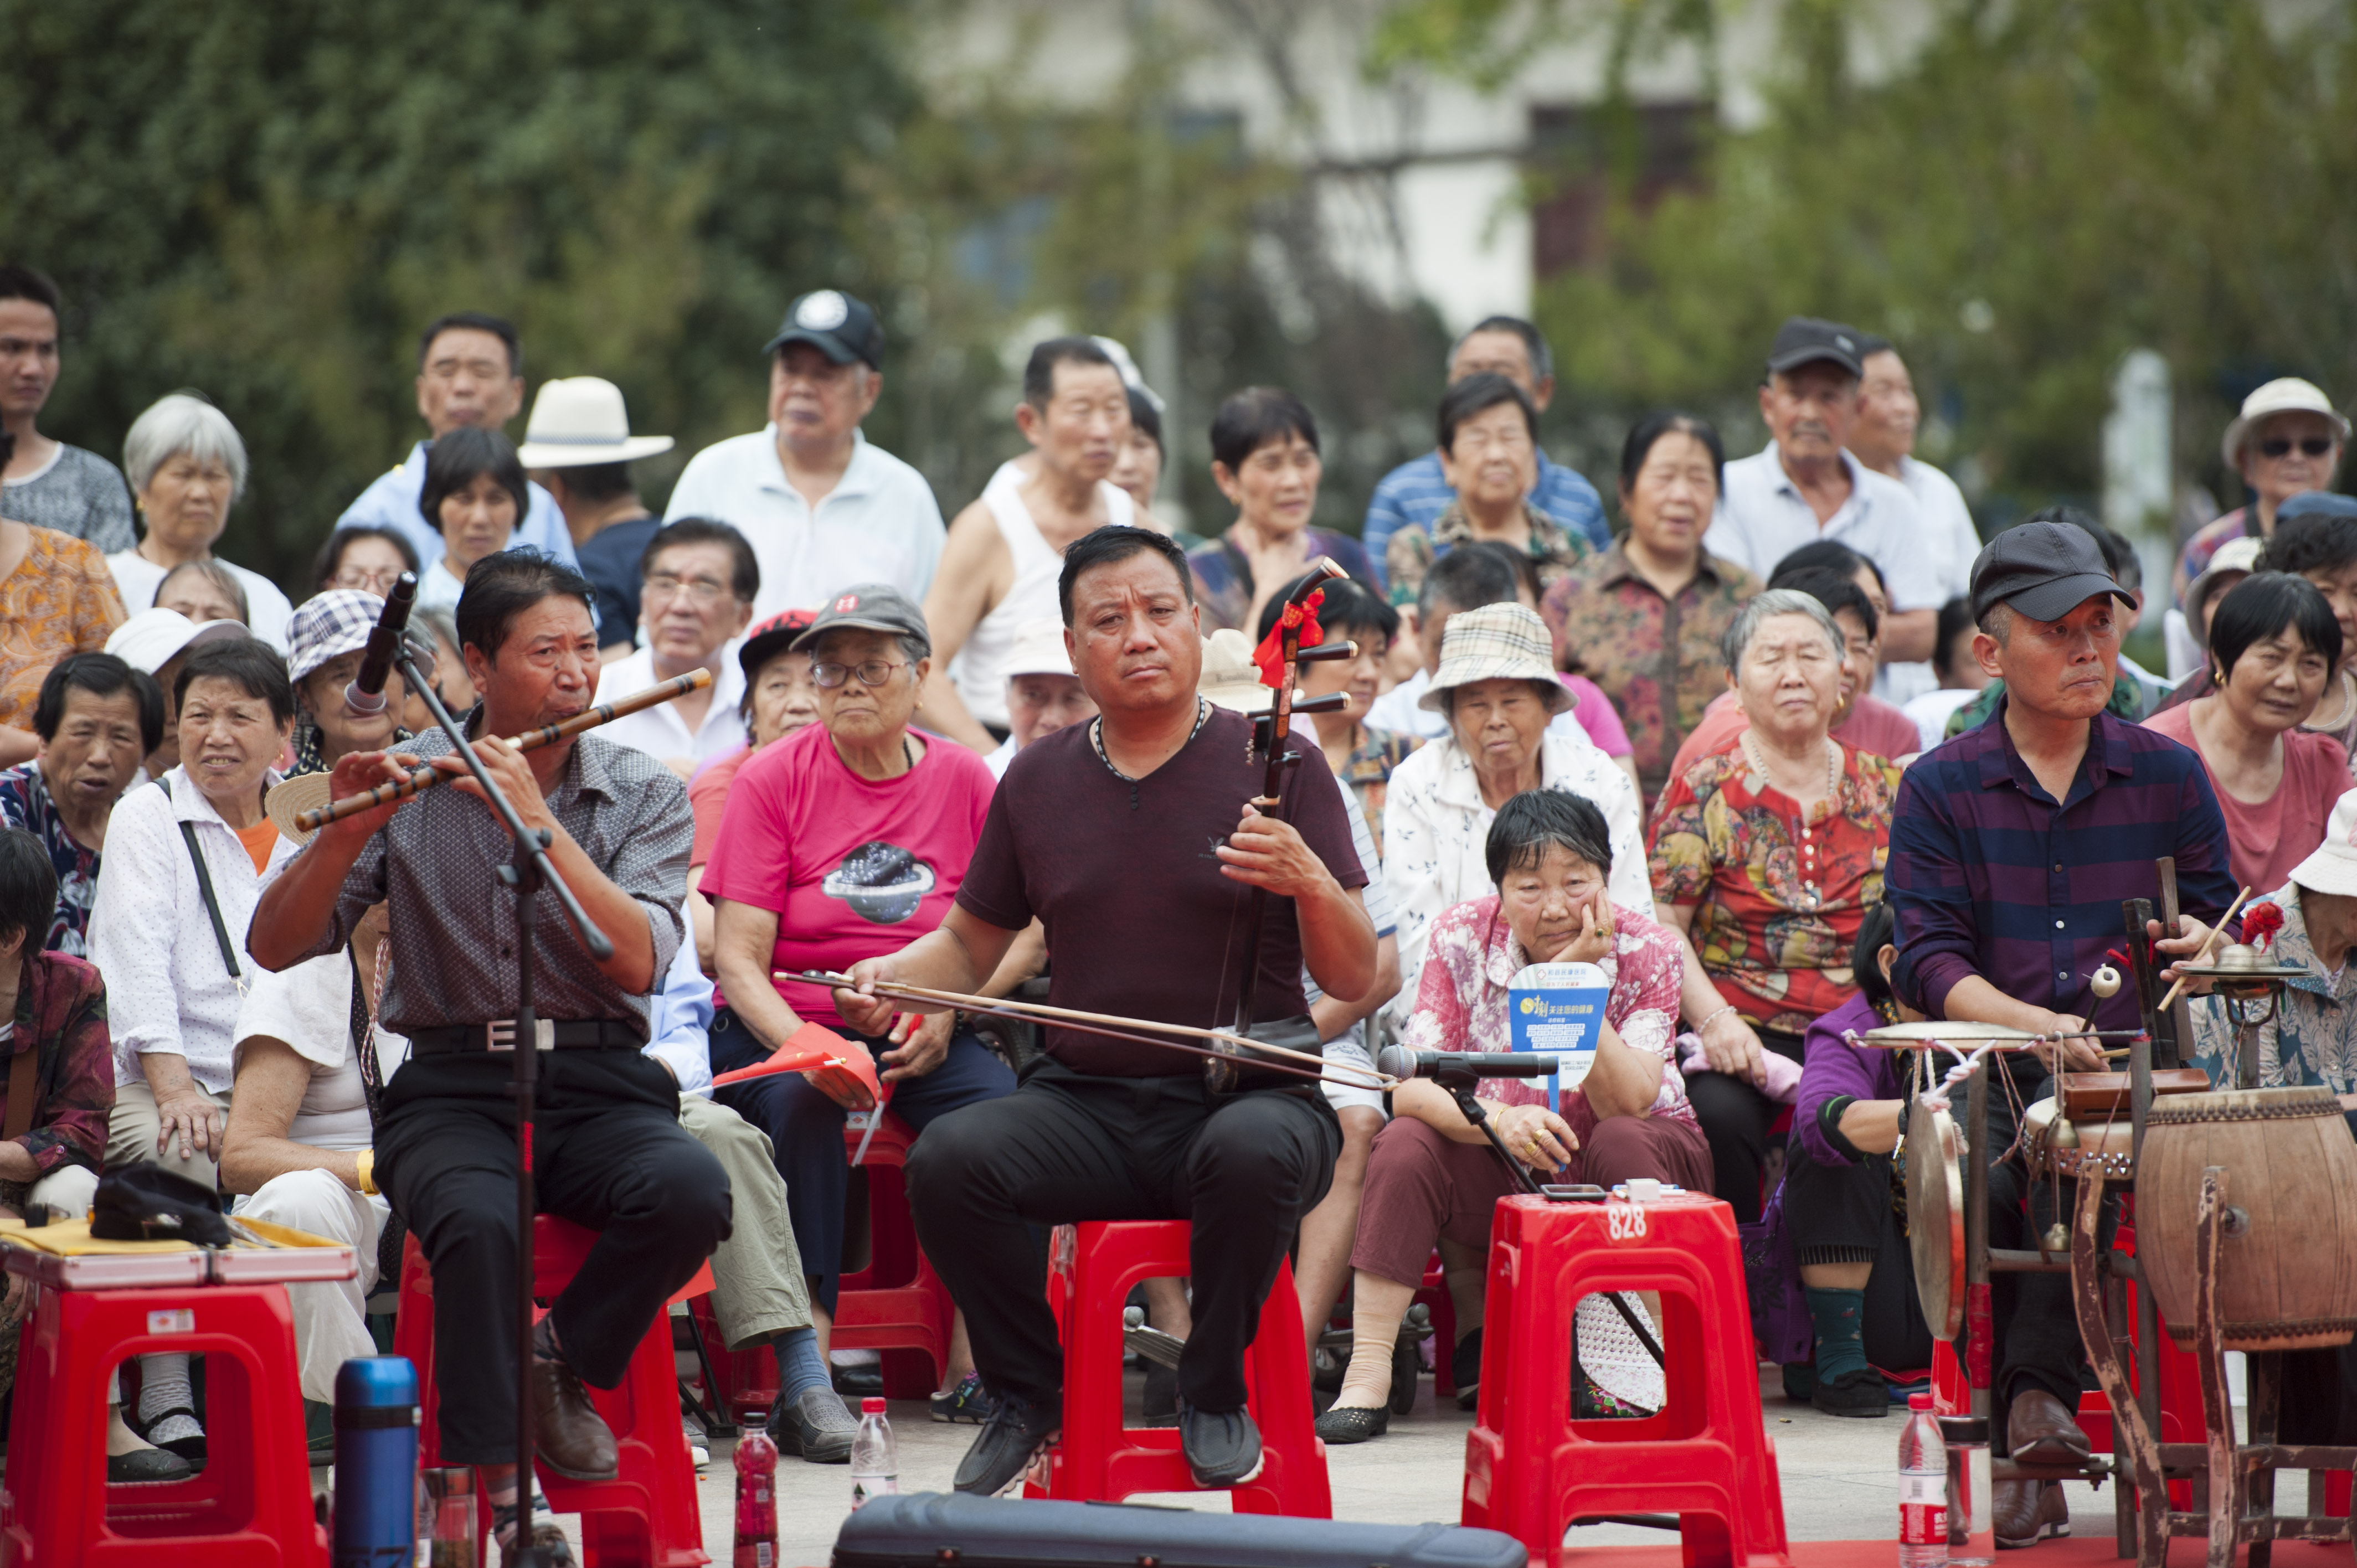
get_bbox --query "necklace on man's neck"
[1091,699,1211,810]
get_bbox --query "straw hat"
[515,377,675,468]
[264,772,336,848]
[1197,628,1300,715]
[2220,378,2349,470]
[1418,601,1572,713]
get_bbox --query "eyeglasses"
[334,566,408,592]
[2260,436,2337,460]
[812,659,909,689]
[644,571,735,606]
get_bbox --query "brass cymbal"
[1906,1099,1966,1342]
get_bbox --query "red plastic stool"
[1,1267,327,1566]
[394,1216,716,1567]
[1412,1251,1459,1399]
[1026,1220,1331,1517]
[833,1112,954,1399]
[687,1295,778,1425]
[1462,1193,1793,1567]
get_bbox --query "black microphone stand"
[395,642,612,1568]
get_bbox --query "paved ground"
[625,1368,2131,1566]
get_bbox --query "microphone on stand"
[344,572,418,716]
[1377,1046,1560,1081]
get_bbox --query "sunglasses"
[2260,436,2337,459]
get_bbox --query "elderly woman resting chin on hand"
[1314,789,1712,1447]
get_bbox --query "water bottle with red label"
[1898,1391,1948,1568]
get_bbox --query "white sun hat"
[515,376,676,468]
[2291,790,2357,899]
[2220,378,2350,470]
[104,608,250,674]
[1002,617,1074,680]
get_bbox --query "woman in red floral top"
[1314,791,1712,1445]
[1648,590,1903,1223]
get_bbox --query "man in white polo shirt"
[1704,318,1937,666]
[665,290,944,620]
[592,519,758,776]
[1847,332,1981,704]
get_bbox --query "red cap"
[1908,1392,1934,1411]
[862,1396,887,1415]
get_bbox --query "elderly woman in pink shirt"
[1314,788,1710,1445]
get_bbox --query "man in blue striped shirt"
[1362,317,1607,589]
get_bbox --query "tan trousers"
[681,1094,813,1350]
[107,1081,233,1190]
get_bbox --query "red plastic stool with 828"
[394,1216,714,1567]
[1,1267,326,1567]
[1463,1192,1793,1568]
[1027,1220,1331,1516]
[832,1111,954,1399]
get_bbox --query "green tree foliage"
[2,0,909,586]
[1382,0,2357,520]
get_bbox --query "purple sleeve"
[1793,999,1900,1168]
[1565,675,1632,757]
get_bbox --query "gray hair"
[123,392,248,502]
[1721,589,1844,673]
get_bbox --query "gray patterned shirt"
[2,445,136,553]
[290,727,691,1039]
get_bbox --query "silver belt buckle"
[485,1019,555,1052]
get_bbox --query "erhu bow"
[1206,558,1354,1093]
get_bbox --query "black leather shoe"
[1312,1402,1388,1444]
[107,1446,193,1484]
[1994,1478,2070,1548]
[1178,1401,1263,1488]
[953,1391,1063,1495]
[528,1357,618,1481]
[1810,1369,1889,1418]
[769,1386,858,1463]
[832,1360,885,1398]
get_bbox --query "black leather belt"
[408,1019,642,1055]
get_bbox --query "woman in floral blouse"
[1649,590,1903,1223]
[1384,374,1591,607]
[1316,790,1710,1445]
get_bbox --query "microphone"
[1377,1046,1560,1081]
[344,572,418,716]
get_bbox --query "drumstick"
[784,969,1389,1087]
[296,669,713,831]
[2155,884,2254,1012]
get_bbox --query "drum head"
[1907,1100,1966,1341]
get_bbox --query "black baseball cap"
[1969,521,2137,624]
[738,608,818,682]
[1765,317,1866,379]
[763,290,885,370]
[790,584,931,657]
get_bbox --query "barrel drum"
[2135,1086,2357,1350]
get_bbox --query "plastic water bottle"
[850,1396,899,1508]
[1898,1392,1948,1568]
[732,1427,778,1567]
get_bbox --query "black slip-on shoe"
[769,1386,858,1464]
[1452,1329,1482,1410]
[1313,1403,1389,1444]
[1810,1369,1890,1418]
[107,1446,193,1484]
[952,1392,1063,1496]
[1178,1401,1263,1489]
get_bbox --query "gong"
[1906,1098,1967,1341]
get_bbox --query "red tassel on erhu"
[1251,590,1324,688]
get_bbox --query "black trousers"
[1979,1073,2115,1427]
[376,1049,733,1462]
[1779,1149,1934,1373]
[1687,1027,1806,1225]
[907,1057,1341,1411]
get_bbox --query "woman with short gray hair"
[105,394,294,651]
[1646,587,1906,1224]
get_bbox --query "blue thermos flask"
[333,1355,420,1567]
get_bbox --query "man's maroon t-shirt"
[955,704,1367,1077]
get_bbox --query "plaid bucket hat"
[1419,601,1573,714]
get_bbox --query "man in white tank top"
[919,338,1158,751]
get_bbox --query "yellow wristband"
[354,1149,377,1196]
